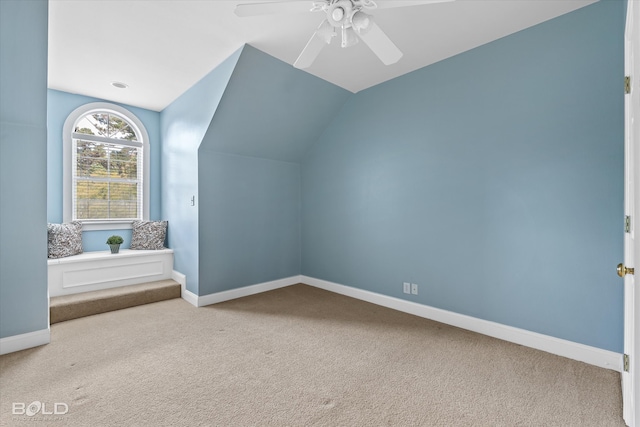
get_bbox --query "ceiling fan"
[235,0,454,69]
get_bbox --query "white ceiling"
[48,0,598,112]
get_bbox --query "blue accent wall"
[160,48,242,294]
[47,89,162,251]
[198,152,301,293]
[202,45,351,163]
[301,0,625,352]
[196,46,348,295]
[0,0,49,339]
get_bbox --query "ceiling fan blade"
[374,0,455,9]
[294,22,332,69]
[235,1,316,17]
[357,21,402,65]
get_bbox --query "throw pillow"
[48,221,83,259]
[130,220,167,250]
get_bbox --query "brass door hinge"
[625,76,631,94]
[624,354,630,372]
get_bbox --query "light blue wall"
[302,0,625,352]
[47,89,162,251]
[196,46,348,295]
[202,45,351,162]
[160,48,242,294]
[198,152,301,294]
[0,0,49,338]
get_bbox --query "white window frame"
[63,102,150,231]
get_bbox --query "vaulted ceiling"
[48,0,598,112]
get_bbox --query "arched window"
[63,103,149,230]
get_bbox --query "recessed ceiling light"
[111,81,128,89]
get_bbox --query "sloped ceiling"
[48,0,598,112]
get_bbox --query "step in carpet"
[50,279,181,324]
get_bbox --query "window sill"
[80,220,134,231]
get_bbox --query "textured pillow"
[130,220,167,250]
[48,221,83,259]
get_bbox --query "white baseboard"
[172,270,199,307]
[193,275,303,307]
[182,290,199,307]
[0,328,50,356]
[301,275,622,372]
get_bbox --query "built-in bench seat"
[48,249,174,297]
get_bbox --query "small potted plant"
[106,235,124,254]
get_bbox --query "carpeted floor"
[0,284,625,426]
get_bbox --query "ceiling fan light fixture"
[236,0,453,69]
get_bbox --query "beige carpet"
[0,284,624,426]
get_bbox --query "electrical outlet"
[411,283,418,295]
[403,282,411,294]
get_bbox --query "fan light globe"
[352,11,372,34]
[332,7,344,21]
[327,0,353,27]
